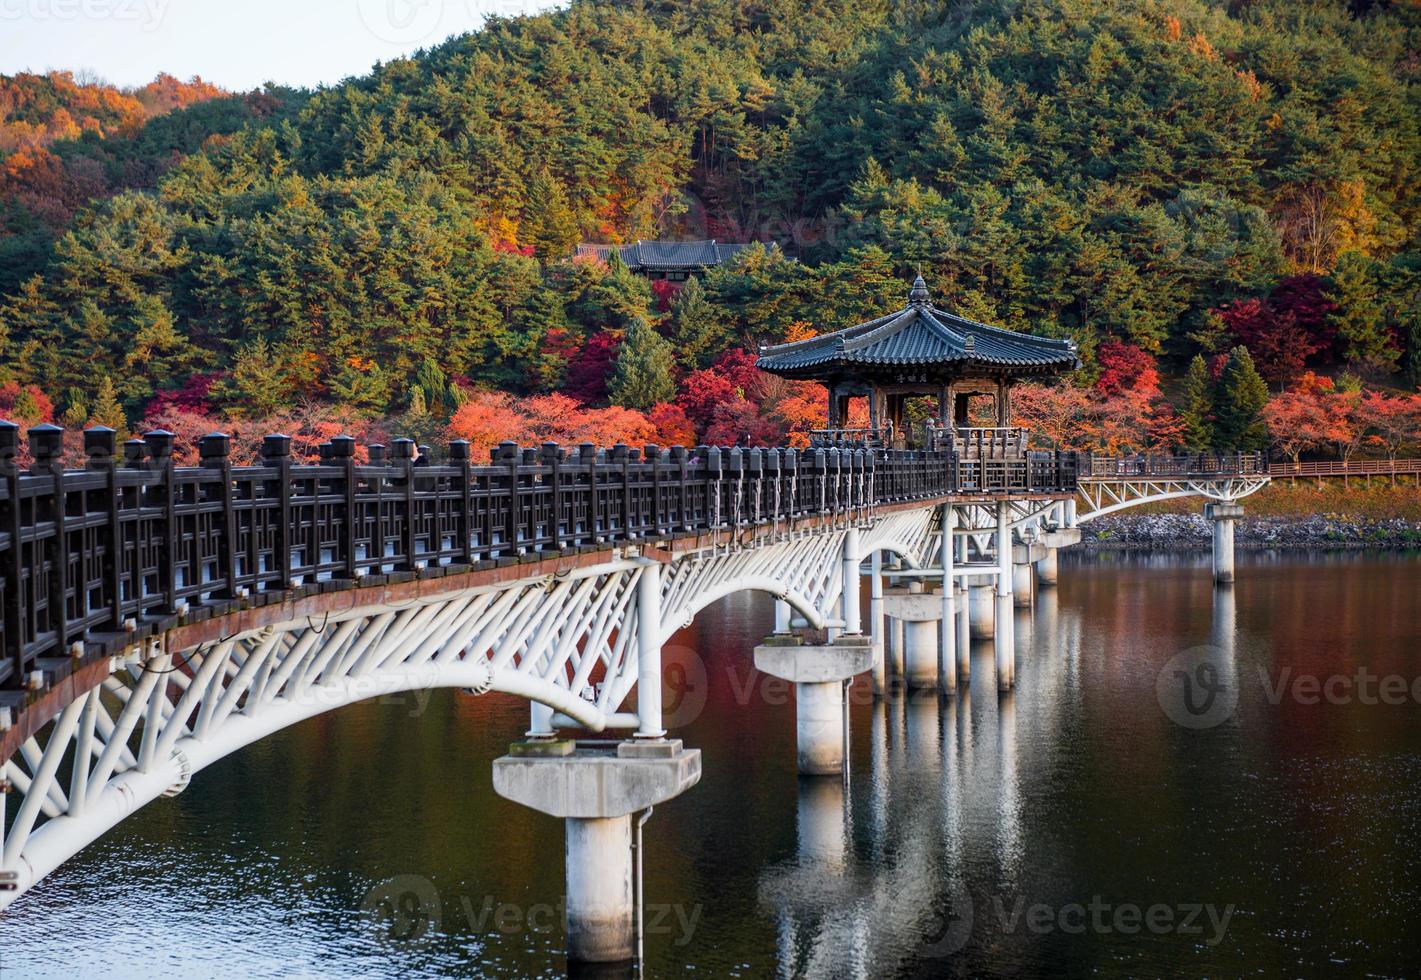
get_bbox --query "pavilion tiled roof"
[756,276,1079,377]
[575,239,752,270]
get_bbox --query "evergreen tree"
[415,357,454,417]
[59,389,88,430]
[88,376,126,435]
[1178,354,1214,451]
[1214,346,1269,451]
[219,339,293,417]
[396,387,444,447]
[1328,251,1396,373]
[668,276,730,371]
[609,317,675,410]
[524,170,580,261]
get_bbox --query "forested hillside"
[1,0,1419,461]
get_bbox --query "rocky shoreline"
[1077,513,1421,550]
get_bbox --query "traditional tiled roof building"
[757,275,1079,450]
[574,239,752,280]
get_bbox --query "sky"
[0,0,563,91]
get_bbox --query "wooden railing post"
[29,425,70,648]
[327,435,359,580]
[497,441,519,554]
[0,420,23,685]
[644,444,662,536]
[260,434,293,592]
[392,438,418,569]
[198,431,238,602]
[82,427,124,630]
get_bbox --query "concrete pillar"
[891,617,905,677]
[996,502,1015,691]
[903,619,939,691]
[969,582,995,640]
[869,551,886,696]
[939,504,957,695]
[955,584,970,684]
[566,815,634,962]
[796,679,847,775]
[1036,527,1079,590]
[1012,562,1034,607]
[842,526,861,636]
[1207,502,1243,584]
[493,739,702,966]
[754,637,873,776]
[1035,547,1059,587]
[636,561,665,738]
[774,598,792,634]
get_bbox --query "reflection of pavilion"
[757,276,1078,449]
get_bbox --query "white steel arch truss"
[1074,475,1270,522]
[1,505,942,909]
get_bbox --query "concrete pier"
[493,739,702,964]
[869,551,886,696]
[996,502,1015,690]
[1207,502,1244,584]
[882,584,942,691]
[1035,527,1080,588]
[754,637,873,775]
[1012,562,1034,607]
[955,584,970,684]
[969,582,995,640]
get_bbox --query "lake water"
[3,551,1419,978]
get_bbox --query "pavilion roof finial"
[908,273,930,307]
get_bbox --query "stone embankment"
[1079,513,1421,549]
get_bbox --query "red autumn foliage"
[562,330,620,405]
[647,402,696,447]
[1093,340,1160,398]
[1216,296,1325,383]
[710,349,765,400]
[650,279,682,312]
[144,372,221,417]
[702,395,782,446]
[675,369,739,431]
[0,382,55,425]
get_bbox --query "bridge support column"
[969,581,995,640]
[754,636,873,775]
[636,561,666,738]
[996,502,1015,691]
[1036,527,1080,589]
[1035,548,1059,587]
[956,582,971,685]
[493,739,702,965]
[884,581,939,691]
[842,526,862,636]
[869,552,886,696]
[1207,502,1244,585]
[939,505,957,696]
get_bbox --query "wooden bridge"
[0,419,1272,946]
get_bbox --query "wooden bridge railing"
[0,422,1087,695]
[1267,458,1421,478]
[1078,452,1268,479]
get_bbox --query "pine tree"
[609,317,675,410]
[1328,251,1396,373]
[60,389,89,430]
[524,170,580,261]
[1178,354,1214,451]
[88,376,127,436]
[1214,346,1269,451]
[668,276,730,371]
[220,339,292,418]
[415,357,454,417]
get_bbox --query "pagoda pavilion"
[756,276,1079,453]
